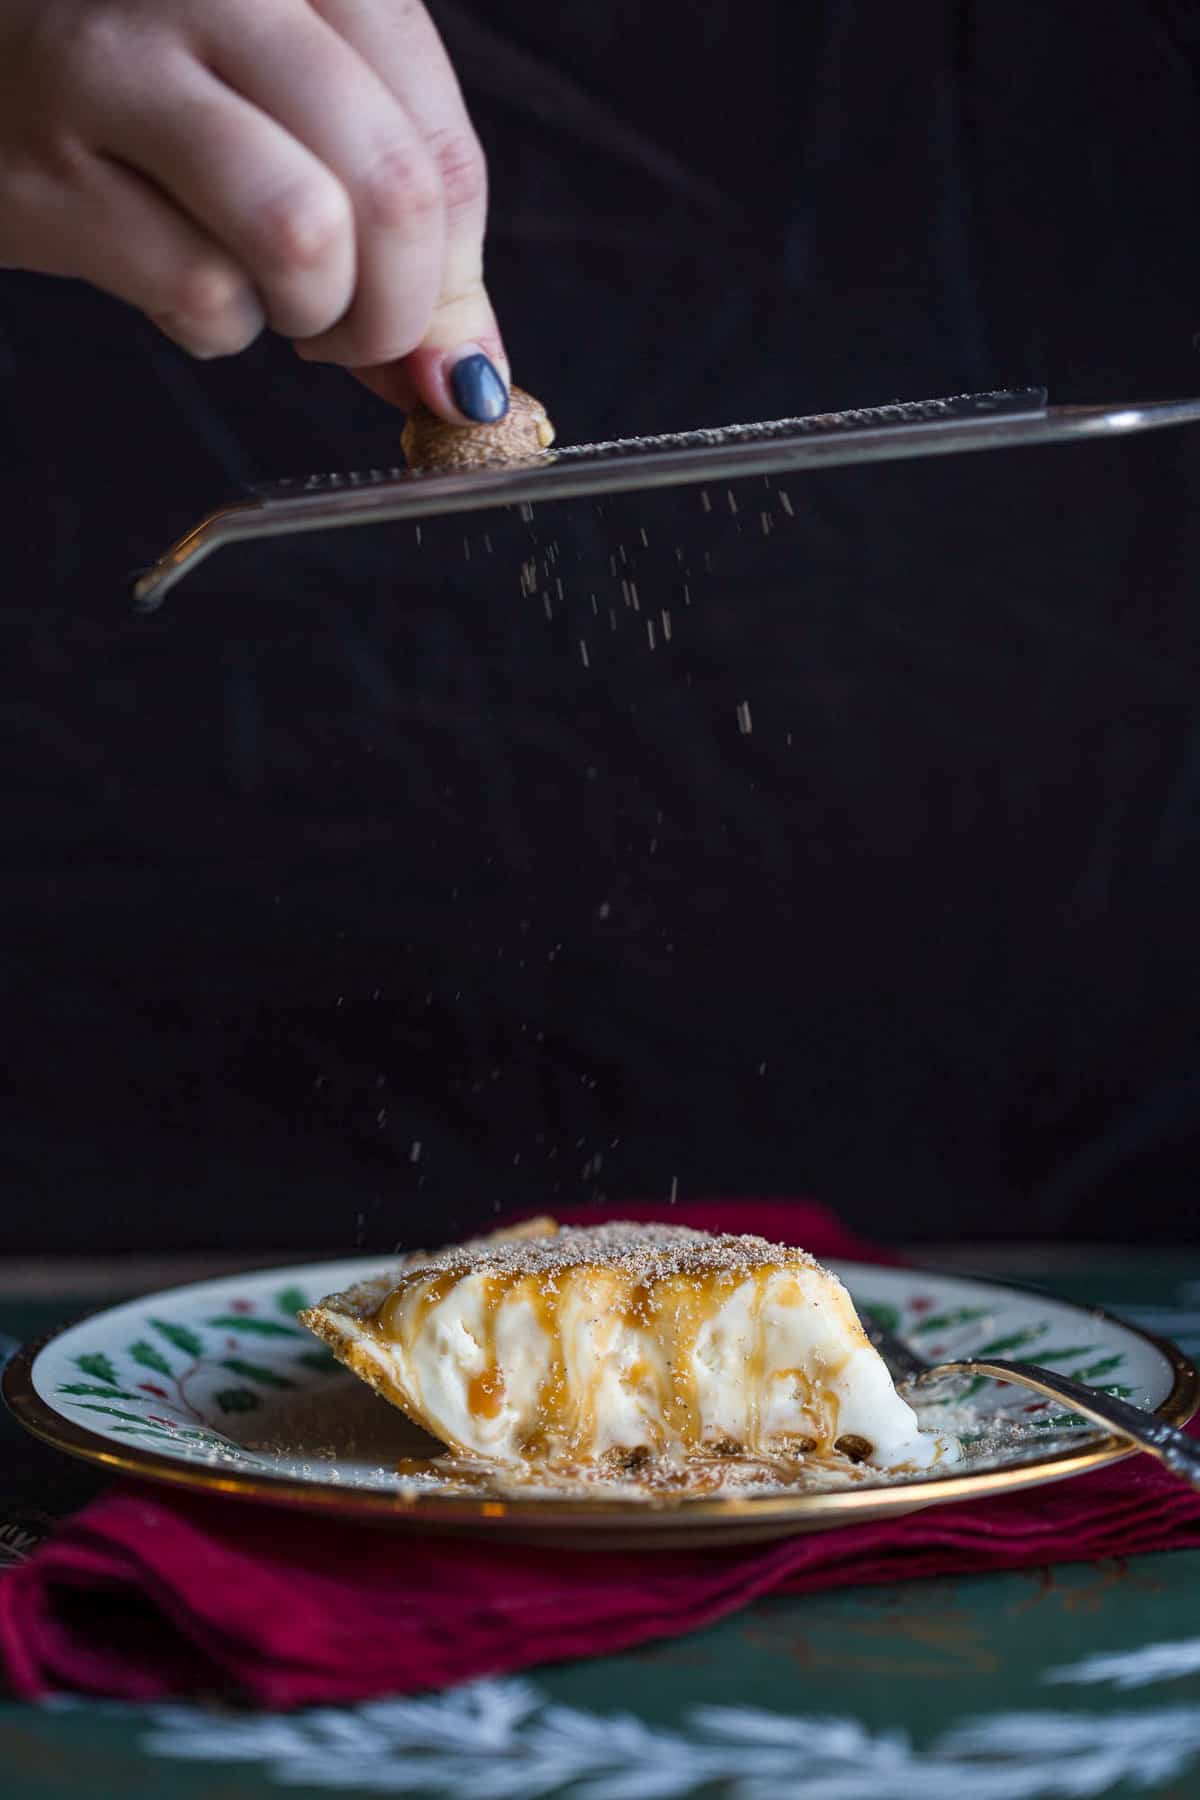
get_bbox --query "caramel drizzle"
[370,1262,859,1463]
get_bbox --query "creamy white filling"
[335,1264,956,1472]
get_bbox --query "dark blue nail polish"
[450,353,508,422]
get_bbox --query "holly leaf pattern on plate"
[75,1352,119,1386]
[911,1307,989,1336]
[75,1403,173,1427]
[57,1382,138,1401]
[214,1387,261,1413]
[207,1316,304,1338]
[151,1318,205,1359]
[130,1339,174,1376]
[220,1358,295,1390]
[1080,1354,1125,1381]
[975,1328,1046,1357]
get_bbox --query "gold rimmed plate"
[4,1257,1197,1547]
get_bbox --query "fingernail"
[449,350,508,422]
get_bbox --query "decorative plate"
[5,1257,1197,1546]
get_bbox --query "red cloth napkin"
[4,1200,1200,1708]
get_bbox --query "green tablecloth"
[4,1251,1200,1799]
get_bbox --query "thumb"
[353,276,509,421]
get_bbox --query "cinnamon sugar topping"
[399,1221,823,1285]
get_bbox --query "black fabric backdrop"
[2,1,1200,1252]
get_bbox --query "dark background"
[3,1,1200,1253]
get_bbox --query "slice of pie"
[300,1219,955,1472]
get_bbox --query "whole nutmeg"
[401,386,556,471]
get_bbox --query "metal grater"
[132,387,1200,610]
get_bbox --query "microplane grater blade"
[248,388,1045,502]
[133,389,1200,610]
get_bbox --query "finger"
[347,360,418,412]
[351,334,508,423]
[398,331,509,424]
[0,151,263,357]
[308,0,505,420]
[206,5,446,367]
[346,347,510,417]
[95,59,358,342]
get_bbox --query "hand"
[0,0,509,421]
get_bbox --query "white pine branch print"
[138,1676,1200,1800]
[1045,1637,1200,1691]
